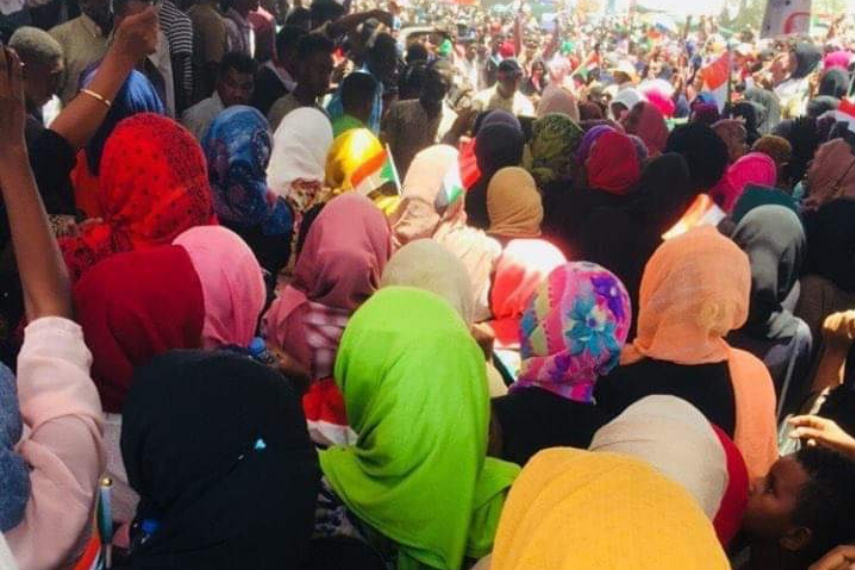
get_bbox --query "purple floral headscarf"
[514,262,632,402]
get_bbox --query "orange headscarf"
[623,226,777,478]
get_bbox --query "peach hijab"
[622,226,778,478]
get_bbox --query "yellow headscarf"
[486,167,543,238]
[325,128,384,195]
[489,448,729,570]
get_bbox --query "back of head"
[122,350,318,569]
[590,395,728,519]
[309,0,345,27]
[276,25,308,60]
[297,32,334,62]
[341,72,378,115]
[635,152,696,234]
[666,123,729,191]
[324,128,383,193]
[586,130,641,194]
[380,239,474,326]
[486,167,543,239]
[489,448,729,570]
[474,122,524,174]
[8,26,62,67]
[631,227,750,364]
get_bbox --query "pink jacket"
[6,318,104,570]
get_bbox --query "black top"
[594,358,737,438]
[492,387,612,466]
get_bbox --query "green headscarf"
[320,287,520,570]
[527,113,584,187]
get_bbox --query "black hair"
[276,25,308,60]
[309,0,345,27]
[368,33,398,64]
[284,6,311,29]
[219,51,257,77]
[793,447,855,564]
[341,72,378,112]
[296,33,335,61]
[405,42,429,64]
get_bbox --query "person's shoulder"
[182,96,214,119]
[49,16,78,39]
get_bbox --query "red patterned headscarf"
[61,113,216,282]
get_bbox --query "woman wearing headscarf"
[775,43,823,118]
[621,101,669,157]
[819,67,850,99]
[58,114,217,283]
[576,154,698,334]
[585,130,642,194]
[525,113,583,189]
[485,168,566,350]
[744,87,782,135]
[595,227,779,479]
[70,70,166,219]
[802,138,855,210]
[665,123,730,192]
[535,83,579,121]
[464,117,525,230]
[317,287,520,570]
[589,395,749,548]
[203,106,293,277]
[118,350,319,569]
[711,152,777,213]
[713,119,749,164]
[480,448,729,570]
[727,206,811,415]
[751,134,792,188]
[578,100,604,120]
[807,95,840,119]
[266,107,334,229]
[264,193,392,445]
[730,101,764,146]
[773,116,821,189]
[74,226,266,412]
[491,262,631,466]
[609,87,646,121]
[391,145,503,322]
[325,128,387,196]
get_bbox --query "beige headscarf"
[804,138,855,210]
[536,84,580,122]
[486,167,543,239]
[390,145,502,321]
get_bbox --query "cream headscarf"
[536,84,580,122]
[486,167,543,239]
[267,107,333,207]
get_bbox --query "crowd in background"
[5,0,855,568]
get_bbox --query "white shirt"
[180,91,224,141]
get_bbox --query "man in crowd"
[9,26,63,142]
[49,0,110,105]
[473,58,534,117]
[267,32,333,130]
[224,0,257,57]
[188,0,227,102]
[250,24,305,116]
[181,51,255,140]
[382,59,457,176]
[333,71,377,137]
[158,0,193,113]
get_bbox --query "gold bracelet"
[80,88,112,109]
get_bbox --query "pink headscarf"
[824,50,853,71]
[173,226,266,349]
[622,101,669,157]
[711,152,777,213]
[536,84,580,121]
[264,193,392,379]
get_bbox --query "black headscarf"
[773,117,820,187]
[119,350,319,570]
[744,88,782,135]
[465,120,524,230]
[791,43,823,80]
[664,123,729,190]
[731,101,764,146]
[803,198,855,294]
[808,96,841,119]
[819,68,850,99]
[731,205,806,340]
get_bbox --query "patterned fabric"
[0,363,28,532]
[203,105,291,236]
[515,262,631,402]
[60,114,216,282]
[158,0,193,97]
[528,113,583,186]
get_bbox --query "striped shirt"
[158,0,193,98]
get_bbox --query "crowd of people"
[5,0,855,568]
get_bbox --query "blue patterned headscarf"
[0,363,30,531]
[82,69,165,175]
[202,106,292,237]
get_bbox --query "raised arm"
[49,6,158,149]
[0,46,70,320]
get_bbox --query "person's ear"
[779,526,813,552]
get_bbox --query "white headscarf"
[589,395,728,519]
[266,107,333,199]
